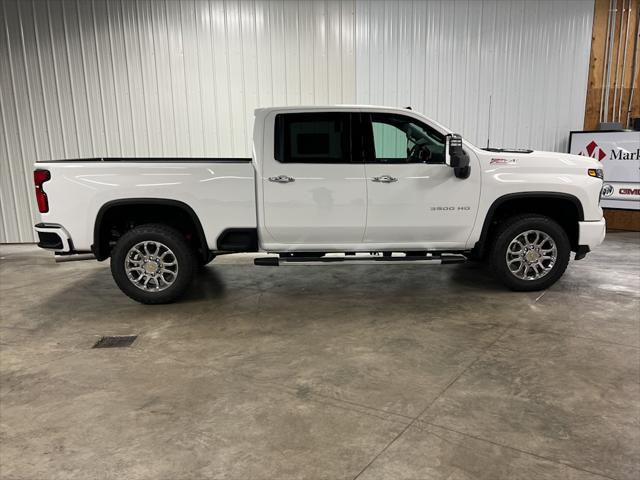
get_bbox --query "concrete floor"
[0,232,639,480]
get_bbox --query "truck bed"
[36,158,257,253]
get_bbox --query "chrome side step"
[254,254,466,266]
[54,253,96,263]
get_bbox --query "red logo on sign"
[580,140,607,161]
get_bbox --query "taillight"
[34,169,51,213]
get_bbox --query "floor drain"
[92,335,137,348]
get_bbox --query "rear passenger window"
[274,113,351,163]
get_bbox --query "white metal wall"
[355,0,594,153]
[0,0,594,243]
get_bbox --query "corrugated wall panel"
[0,0,593,243]
[354,0,594,152]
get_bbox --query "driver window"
[372,122,408,161]
[369,113,445,164]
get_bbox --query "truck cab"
[33,105,606,304]
[255,106,479,252]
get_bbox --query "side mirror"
[445,134,470,179]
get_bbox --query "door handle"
[371,175,398,183]
[268,175,295,183]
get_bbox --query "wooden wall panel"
[584,0,640,130]
[584,0,640,231]
[604,209,640,230]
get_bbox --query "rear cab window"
[274,113,352,163]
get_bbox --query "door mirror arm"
[445,133,471,179]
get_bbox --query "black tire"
[490,214,570,291]
[110,224,197,304]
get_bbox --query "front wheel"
[110,224,197,304]
[490,215,570,291]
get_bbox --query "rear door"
[260,111,367,246]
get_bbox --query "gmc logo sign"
[619,188,640,195]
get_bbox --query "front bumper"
[34,223,73,252]
[578,218,606,250]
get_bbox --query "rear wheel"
[110,224,197,304]
[490,215,570,291]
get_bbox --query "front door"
[261,112,367,246]
[361,112,480,248]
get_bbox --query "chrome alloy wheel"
[505,230,557,281]
[124,241,178,292]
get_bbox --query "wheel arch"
[473,192,584,258]
[92,198,209,262]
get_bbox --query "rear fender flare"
[92,198,208,261]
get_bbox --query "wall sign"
[569,130,640,210]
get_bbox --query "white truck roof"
[254,105,453,135]
[254,104,414,114]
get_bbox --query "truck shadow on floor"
[181,261,506,303]
[35,260,506,313]
[21,260,539,342]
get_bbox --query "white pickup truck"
[33,105,606,304]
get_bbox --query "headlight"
[588,168,604,179]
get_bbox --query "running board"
[54,253,96,263]
[254,254,466,266]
